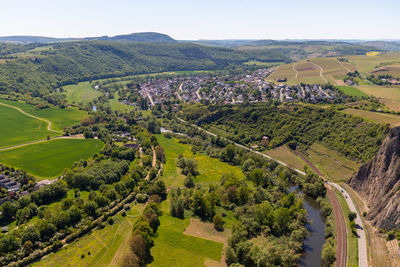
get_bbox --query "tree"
[0,235,19,253]
[321,242,336,266]
[213,214,224,231]
[123,253,140,267]
[348,211,357,222]
[249,168,264,186]
[184,174,195,188]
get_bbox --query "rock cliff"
[348,127,400,229]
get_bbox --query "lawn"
[109,92,137,112]
[0,139,104,179]
[305,143,360,182]
[333,188,359,267]
[0,103,59,148]
[337,86,369,97]
[265,145,306,171]
[64,82,103,105]
[342,108,400,126]
[0,99,88,131]
[34,203,145,267]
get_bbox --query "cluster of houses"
[133,68,343,106]
[0,174,21,193]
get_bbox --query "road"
[329,182,368,267]
[176,117,368,267]
[0,101,63,133]
[196,87,202,100]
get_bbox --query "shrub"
[213,214,224,231]
[108,217,114,225]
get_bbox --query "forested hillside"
[0,41,290,98]
[182,104,389,162]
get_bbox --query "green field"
[34,203,145,267]
[156,134,245,188]
[64,82,103,105]
[0,99,88,131]
[0,103,59,148]
[149,135,242,266]
[342,108,400,126]
[109,92,137,112]
[0,139,104,179]
[337,86,369,97]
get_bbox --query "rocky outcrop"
[348,127,400,229]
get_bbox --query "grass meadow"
[357,86,400,111]
[64,82,103,105]
[265,145,306,171]
[0,139,103,179]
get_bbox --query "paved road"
[329,182,368,267]
[176,117,368,267]
[0,101,63,133]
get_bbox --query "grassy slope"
[34,203,145,267]
[305,143,360,182]
[150,135,243,266]
[0,99,88,131]
[0,104,58,148]
[357,86,400,112]
[265,145,306,171]
[109,91,137,112]
[0,139,104,179]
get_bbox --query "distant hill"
[0,32,177,44]
[359,41,400,52]
[0,36,69,43]
[92,32,177,43]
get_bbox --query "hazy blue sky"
[1,0,399,39]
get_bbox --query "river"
[290,185,326,267]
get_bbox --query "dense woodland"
[0,41,290,99]
[181,104,389,162]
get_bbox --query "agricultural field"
[347,52,400,73]
[267,63,296,83]
[304,143,360,182]
[356,86,400,111]
[0,99,88,131]
[265,145,306,171]
[336,86,368,97]
[34,203,145,267]
[342,108,400,126]
[0,139,104,180]
[63,82,103,105]
[0,102,59,148]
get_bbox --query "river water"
[290,185,326,267]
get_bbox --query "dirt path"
[309,61,328,83]
[0,102,63,133]
[144,146,157,180]
[293,63,299,79]
[0,134,84,152]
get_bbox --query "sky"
[1,0,399,40]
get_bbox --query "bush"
[348,211,357,221]
[213,214,224,231]
[108,217,114,225]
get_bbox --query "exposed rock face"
[348,127,400,229]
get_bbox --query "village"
[135,68,345,106]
